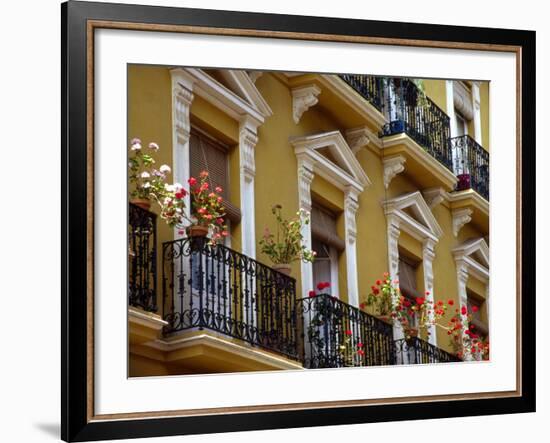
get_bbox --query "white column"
[170,69,195,238]
[344,187,360,307]
[387,217,404,341]
[471,81,483,144]
[422,239,437,345]
[238,117,259,259]
[446,80,457,137]
[297,157,314,297]
[456,261,472,361]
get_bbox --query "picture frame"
[62,1,536,441]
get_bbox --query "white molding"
[383,155,406,189]
[383,192,443,343]
[182,67,265,125]
[422,187,447,208]
[219,69,273,118]
[297,158,315,297]
[248,71,263,83]
[170,69,196,236]
[291,130,370,305]
[291,130,371,192]
[344,187,360,306]
[128,307,168,331]
[452,208,473,237]
[345,126,376,153]
[471,81,483,144]
[383,191,443,241]
[291,84,321,124]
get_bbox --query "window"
[311,203,344,296]
[398,255,422,327]
[189,128,241,224]
[455,112,468,137]
[467,292,489,337]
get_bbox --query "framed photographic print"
[61,0,536,441]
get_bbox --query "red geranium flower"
[472,305,479,313]
[308,290,316,298]
[461,306,468,316]
[344,330,352,336]
[373,287,380,295]
[376,280,381,286]
[415,297,425,305]
[188,177,197,186]
[448,299,454,306]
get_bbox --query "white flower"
[142,182,151,189]
[163,197,173,205]
[140,171,150,179]
[160,164,171,174]
[130,137,141,145]
[148,142,159,151]
[130,142,142,151]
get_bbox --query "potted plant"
[259,205,316,276]
[128,138,171,210]
[155,170,228,246]
[360,272,397,324]
[444,304,489,361]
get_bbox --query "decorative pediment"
[290,130,371,192]
[452,238,489,282]
[383,191,443,241]
[218,69,273,118]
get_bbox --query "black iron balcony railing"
[162,236,299,361]
[381,78,453,170]
[128,203,158,312]
[339,74,384,111]
[394,337,461,364]
[298,294,395,368]
[450,135,490,200]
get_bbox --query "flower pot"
[187,225,209,238]
[273,263,292,276]
[130,198,151,211]
[375,314,392,324]
[404,327,418,346]
[456,173,471,191]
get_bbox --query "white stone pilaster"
[170,69,195,238]
[422,239,437,345]
[456,261,472,361]
[344,187,360,307]
[239,117,259,259]
[446,80,457,137]
[471,81,483,144]
[297,157,315,297]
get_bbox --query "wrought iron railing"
[162,236,299,361]
[298,294,395,368]
[128,203,158,312]
[339,74,384,111]
[380,78,453,170]
[450,135,490,200]
[394,337,461,364]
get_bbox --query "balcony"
[299,294,459,369]
[161,236,300,363]
[338,74,384,112]
[450,135,490,200]
[381,78,453,171]
[128,203,158,312]
[299,294,395,368]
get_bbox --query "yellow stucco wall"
[127,67,490,369]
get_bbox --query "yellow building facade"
[127,65,490,376]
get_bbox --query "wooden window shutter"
[189,129,241,224]
[310,203,345,252]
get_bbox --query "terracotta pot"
[375,314,392,324]
[273,263,292,276]
[130,198,151,211]
[187,225,209,238]
[404,327,419,345]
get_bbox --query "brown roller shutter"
[310,203,345,252]
[398,256,422,299]
[189,129,241,224]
